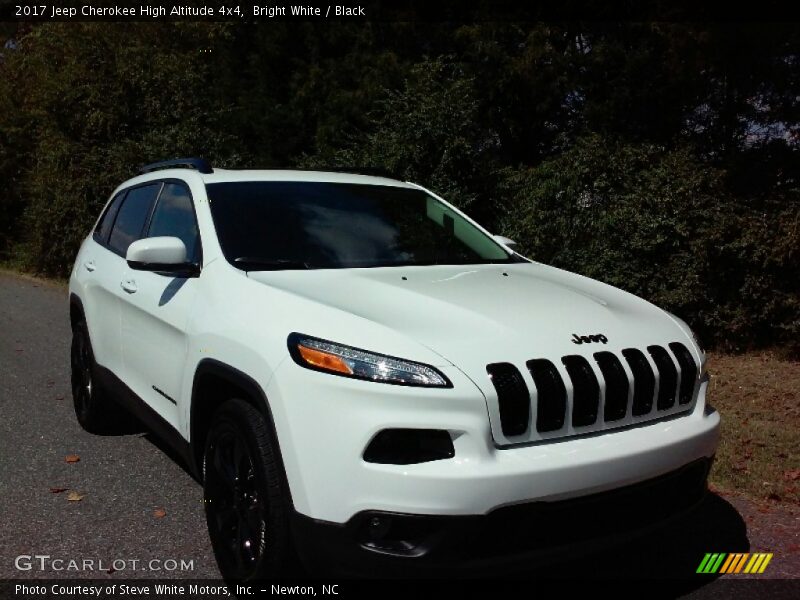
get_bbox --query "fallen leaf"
[153,508,167,519]
[66,491,85,502]
[49,487,68,494]
[65,455,80,464]
[107,567,116,574]
[783,469,800,481]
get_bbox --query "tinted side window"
[146,183,200,263]
[93,191,126,244]
[108,184,160,256]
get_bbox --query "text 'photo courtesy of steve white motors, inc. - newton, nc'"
[12,4,367,18]
[13,583,337,597]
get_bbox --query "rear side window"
[146,183,201,263]
[93,191,126,244]
[108,184,160,256]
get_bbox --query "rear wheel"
[203,399,294,581]
[70,319,122,433]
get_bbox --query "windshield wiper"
[233,257,311,271]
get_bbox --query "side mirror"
[493,235,517,248]
[126,237,199,276]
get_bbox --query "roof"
[121,167,415,191]
[202,168,414,188]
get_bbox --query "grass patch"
[708,351,800,505]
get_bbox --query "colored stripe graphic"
[719,554,736,573]
[697,553,727,573]
[758,554,773,573]
[733,553,749,573]
[697,553,713,573]
[698,553,773,574]
[745,554,762,573]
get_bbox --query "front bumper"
[291,458,713,576]
[266,361,720,524]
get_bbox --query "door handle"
[120,279,138,294]
[84,260,96,272]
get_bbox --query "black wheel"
[203,399,294,581]
[70,319,121,433]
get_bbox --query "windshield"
[206,181,516,270]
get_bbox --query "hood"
[247,262,695,376]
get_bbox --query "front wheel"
[203,399,294,581]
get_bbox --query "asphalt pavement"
[0,272,219,580]
[0,270,795,597]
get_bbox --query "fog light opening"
[363,428,455,465]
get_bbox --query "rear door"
[118,181,202,432]
[79,190,127,373]
[83,184,163,372]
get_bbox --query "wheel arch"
[69,293,86,330]
[189,358,294,505]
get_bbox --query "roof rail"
[249,166,400,179]
[139,158,213,175]
[321,166,398,179]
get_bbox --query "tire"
[203,399,294,581]
[70,319,123,434]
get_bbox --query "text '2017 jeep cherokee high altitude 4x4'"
[69,158,719,579]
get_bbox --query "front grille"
[486,363,530,437]
[561,356,599,427]
[527,359,567,432]
[594,351,629,422]
[488,341,701,444]
[622,348,656,416]
[670,342,698,405]
[648,345,678,410]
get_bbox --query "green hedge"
[1,24,797,352]
[497,136,800,352]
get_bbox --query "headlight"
[287,333,452,388]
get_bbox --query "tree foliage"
[0,21,797,350]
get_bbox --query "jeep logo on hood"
[571,333,608,345]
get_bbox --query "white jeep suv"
[69,158,719,579]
